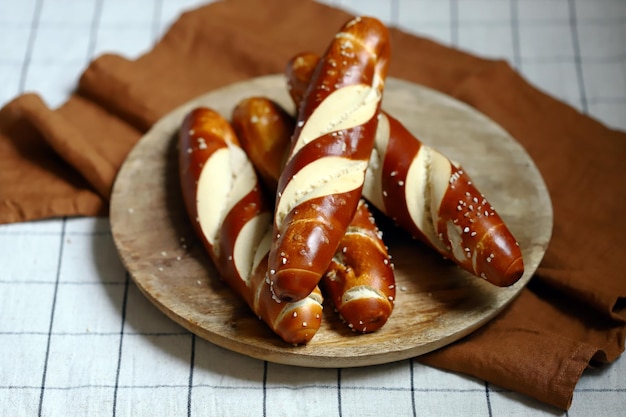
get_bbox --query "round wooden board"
[110,75,553,368]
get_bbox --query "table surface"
[1,1,624,416]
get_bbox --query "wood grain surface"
[109,75,553,368]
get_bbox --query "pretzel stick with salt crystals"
[286,52,524,287]
[178,107,323,345]
[268,16,391,302]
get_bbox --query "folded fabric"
[1,0,624,410]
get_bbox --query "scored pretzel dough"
[110,75,552,368]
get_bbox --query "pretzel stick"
[286,52,524,287]
[269,16,391,301]
[178,107,323,344]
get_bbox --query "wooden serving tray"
[110,75,553,368]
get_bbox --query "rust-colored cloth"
[1,0,624,410]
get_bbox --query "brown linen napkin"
[1,0,624,410]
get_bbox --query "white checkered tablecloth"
[1,1,625,416]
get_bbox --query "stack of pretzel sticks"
[178,16,524,345]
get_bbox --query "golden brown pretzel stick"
[178,107,323,345]
[287,53,524,287]
[233,97,395,333]
[269,16,391,302]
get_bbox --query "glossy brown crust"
[380,115,428,241]
[286,52,318,106]
[433,163,524,287]
[381,115,524,287]
[322,199,395,332]
[178,108,240,264]
[178,107,322,345]
[231,97,293,192]
[233,96,395,333]
[286,53,524,287]
[250,256,324,344]
[270,16,391,302]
